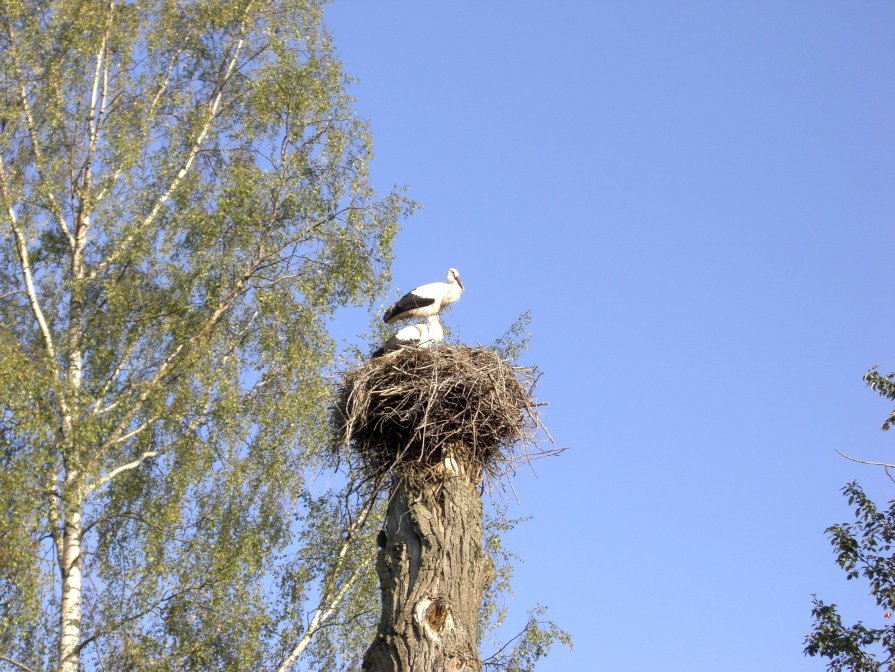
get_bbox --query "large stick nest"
[331,345,543,481]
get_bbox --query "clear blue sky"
[324,3,895,670]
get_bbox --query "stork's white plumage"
[372,315,444,358]
[383,268,464,324]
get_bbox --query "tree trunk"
[58,485,83,672]
[364,460,492,672]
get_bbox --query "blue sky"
[324,3,895,670]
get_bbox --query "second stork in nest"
[372,314,444,358]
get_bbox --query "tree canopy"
[0,1,405,669]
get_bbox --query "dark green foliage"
[805,367,895,671]
[865,367,895,431]
[805,483,895,671]
[807,597,892,672]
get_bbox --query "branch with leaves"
[865,366,895,431]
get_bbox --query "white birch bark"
[57,480,83,672]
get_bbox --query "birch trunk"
[58,483,83,672]
[57,65,89,668]
[364,460,492,672]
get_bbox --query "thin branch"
[92,337,139,415]
[76,0,115,235]
[147,51,181,122]
[0,154,58,364]
[0,289,26,301]
[86,449,160,494]
[87,394,209,494]
[111,417,157,445]
[482,619,557,670]
[317,557,372,624]
[88,2,114,155]
[482,625,529,667]
[835,450,895,470]
[0,655,39,672]
[835,450,895,484]
[92,399,123,416]
[76,580,214,654]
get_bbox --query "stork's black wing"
[383,292,436,323]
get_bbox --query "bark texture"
[58,483,83,672]
[364,461,492,672]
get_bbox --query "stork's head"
[447,267,464,290]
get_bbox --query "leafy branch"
[864,366,895,431]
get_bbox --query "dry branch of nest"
[331,345,550,483]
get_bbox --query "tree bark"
[364,460,492,672]
[58,484,83,672]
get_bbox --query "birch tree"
[0,1,406,670]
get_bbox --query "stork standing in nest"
[372,314,444,358]
[383,268,464,324]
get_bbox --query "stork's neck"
[443,280,462,303]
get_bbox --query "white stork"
[372,314,444,358]
[383,268,464,324]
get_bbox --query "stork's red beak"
[457,277,464,290]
